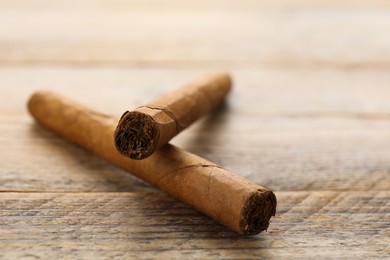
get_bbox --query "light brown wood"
[0,0,389,258]
[2,67,390,114]
[0,191,389,259]
[1,111,390,192]
[1,68,390,192]
[1,0,390,67]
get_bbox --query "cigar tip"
[27,91,51,116]
[210,72,233,89]
[114,111,160,160]
[240,189,277,236]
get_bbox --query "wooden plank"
[2,113,390,192]
[0,0,390,66]
[1,68,390,192]
[0,191,389,258]
[2,67,390,114]
[0,1,388,258]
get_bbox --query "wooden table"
[1,1,389,258]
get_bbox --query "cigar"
[114,73,231,160]
[27,91,276,235]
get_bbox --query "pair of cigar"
[28,73,276,235]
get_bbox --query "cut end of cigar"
[114,111,160,160]
[240,190,277,236]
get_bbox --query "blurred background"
[1,0,390,65]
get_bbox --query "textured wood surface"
[1,192,389,259]
[0,0,389,259]
[1,69,390,193]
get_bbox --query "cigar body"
[115,73,231,159]
[28,91,276,235]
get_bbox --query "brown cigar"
[27,91,276,235]
[114,73,231,160]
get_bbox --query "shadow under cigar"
[173,101,232,164]
[113,191,271,241]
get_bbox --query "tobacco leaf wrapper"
[28,91,277,235]
[115,73,231,159]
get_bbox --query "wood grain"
[1,0,389,258]
[1,112,390,193]
[2,68,390,114]
[1,191,389,259]
[0,68,390,192]
[0,0,390,67]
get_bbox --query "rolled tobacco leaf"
[28,91,276,235]
[114,73,231,160]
